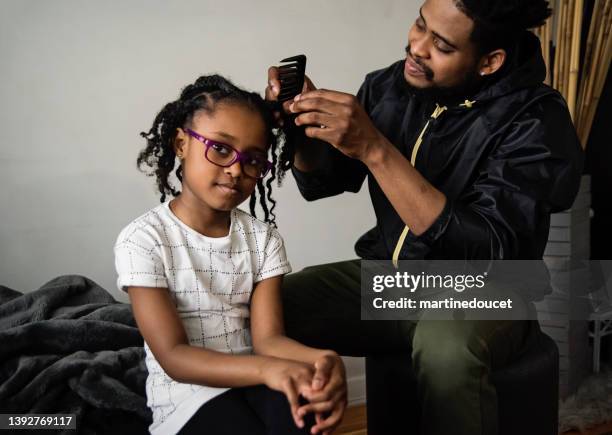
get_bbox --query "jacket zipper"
[391,103,447,267]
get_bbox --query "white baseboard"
[347,374,367,406]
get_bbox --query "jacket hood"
[472,30,548,104]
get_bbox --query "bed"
[0,275,151,434]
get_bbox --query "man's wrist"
[362,135,392,169]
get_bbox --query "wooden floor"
[563,422,612,435]
[336,405,366,435]
[335,405,612,435]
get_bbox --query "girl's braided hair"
[138,74,291,227]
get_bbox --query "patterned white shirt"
[114,202,291,434]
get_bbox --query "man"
[266,0,583,433]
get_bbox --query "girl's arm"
[250,276,347,434]
[128,285,314,427]
[250,276,336,364]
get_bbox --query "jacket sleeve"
[398,97,584,259]
[291,147,368,201]
[290,79,374,201]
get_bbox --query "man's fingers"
[282,100,293,113]
[303,75,317,93]
[267,66,281,97]
[298,88,354,104]
[264,84,275,101]
[265,65,287,124]
[295,112,336,129]
[290,97,343,116]
[269,70,316,102]
[304,126,334,142]
[303,126,337,143]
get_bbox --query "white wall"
[0,0,419,404]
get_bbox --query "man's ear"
[478,49,506,76]
[174,128,187,158]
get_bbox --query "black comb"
[273,55,307,171]
[277,54,307,103]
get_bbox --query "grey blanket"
[0,275,151,434]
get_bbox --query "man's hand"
[266,66,317,121]
[289,89,387,163]
[298,353,347,435]
[265,66,329,172]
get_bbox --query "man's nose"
[410,34,430,59]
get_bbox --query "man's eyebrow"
[419,7,459,50]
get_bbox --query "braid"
[138,100,184,202]
[265,137,279,225]
[256,180,270,223]
[276,127,294,184]
[138,74,287,226]
[249,190,257,219]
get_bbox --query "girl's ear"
[174,128,187,157]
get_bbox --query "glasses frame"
[185,128,273,179]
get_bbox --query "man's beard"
[402,45,485,105]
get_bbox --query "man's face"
[405,0,480,94]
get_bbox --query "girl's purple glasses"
[185,129,273,179]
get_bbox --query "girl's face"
[175,103,269,213]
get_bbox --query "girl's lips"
[405,56,426,76]
[216,183,241,195]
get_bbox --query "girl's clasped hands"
[262,353,346,434]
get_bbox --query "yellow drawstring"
[460,99,476,108]
[391,103,447,268]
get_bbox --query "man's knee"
[411,321,491,388]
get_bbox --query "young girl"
[114,75,346,435]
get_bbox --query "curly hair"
[137,74,288,226]
[454,0,553,55]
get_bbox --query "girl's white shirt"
[114,202,291,435]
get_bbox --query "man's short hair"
[455,0,552,55]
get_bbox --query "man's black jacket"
[292,32,584,260]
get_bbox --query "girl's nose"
[224,160,243,178]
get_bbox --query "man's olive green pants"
[282,259,535,435]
